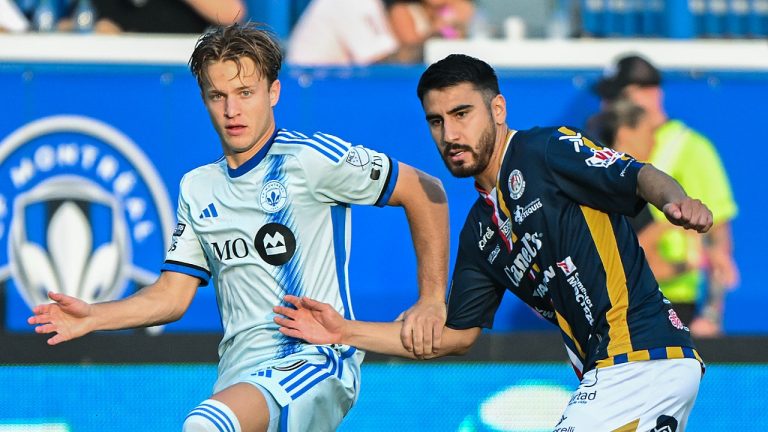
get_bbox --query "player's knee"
[183,399,242,432]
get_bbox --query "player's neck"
[474,125,513,192]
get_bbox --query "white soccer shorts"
[238,346,362,432]
[554,358,702,431]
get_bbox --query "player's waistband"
[595,346,704,371]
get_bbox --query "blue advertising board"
[0,362,766,431]
[0,63,765,333]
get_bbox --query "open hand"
[273,295,347,345]
[27,291,93,345]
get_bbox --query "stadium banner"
[0,63,765,333]
[0,362,765,431]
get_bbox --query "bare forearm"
[392,164,450,301]
[89,273,198,332]
[637,164,687,211]
[344,321,421,358]
[90,286,182,331]
[341,320,478,359]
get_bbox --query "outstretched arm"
[387,162,450,357]
[27,271,200,345]
[636,164,713,233]
[274,295,480,360]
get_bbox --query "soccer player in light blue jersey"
[27,23,450,432]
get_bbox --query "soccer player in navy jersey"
[27,23,450,432]
[275,54,712,431]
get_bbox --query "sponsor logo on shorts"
[567,390,597,406]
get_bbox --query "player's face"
[422,83,497,178]
[202,58,281,166]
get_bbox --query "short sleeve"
[446,235,505,330]
[545,127,646,216]
[302,132,399,207]
[161,181,211,285]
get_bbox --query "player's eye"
[208,93,223,101]
[429,118,443,127]
[241,89,253,97]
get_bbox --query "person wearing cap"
[593,55,739,337]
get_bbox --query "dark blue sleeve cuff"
[161,261,211,286]
[374,157,399,207]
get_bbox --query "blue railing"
[581,0,768,38]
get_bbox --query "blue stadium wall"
[1,363,767,431]
[0,63,765,334]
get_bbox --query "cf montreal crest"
[0,116,174,330]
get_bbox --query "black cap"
[592,55,662,100]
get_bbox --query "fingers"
[48,334,67,346]
[282,295,301,308]
[33,323,58,334]
[432,321,443,353]
[412,320,426,358]
[666,199,713,233]
[273,315,295,329]
[299,297,326,311]
[273,305,297,319]
[400,315,414,352]
[278,327,303,340]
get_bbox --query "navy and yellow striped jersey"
[446,126,700,377]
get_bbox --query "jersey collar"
[227,127,280,178]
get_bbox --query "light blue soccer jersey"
[161,128,398,393]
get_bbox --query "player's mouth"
[445,144,473,164]
[225,124,247,136]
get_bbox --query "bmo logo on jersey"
[211,223,296,266]
[255,223,296,266]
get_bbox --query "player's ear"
[491,94,506,125]
[269,79,281,107]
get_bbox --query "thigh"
[556,359,701,432]
[212,382,270,432]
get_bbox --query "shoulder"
[179,158,226,192]
[513,126,598,151]
[272,129,353,166]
